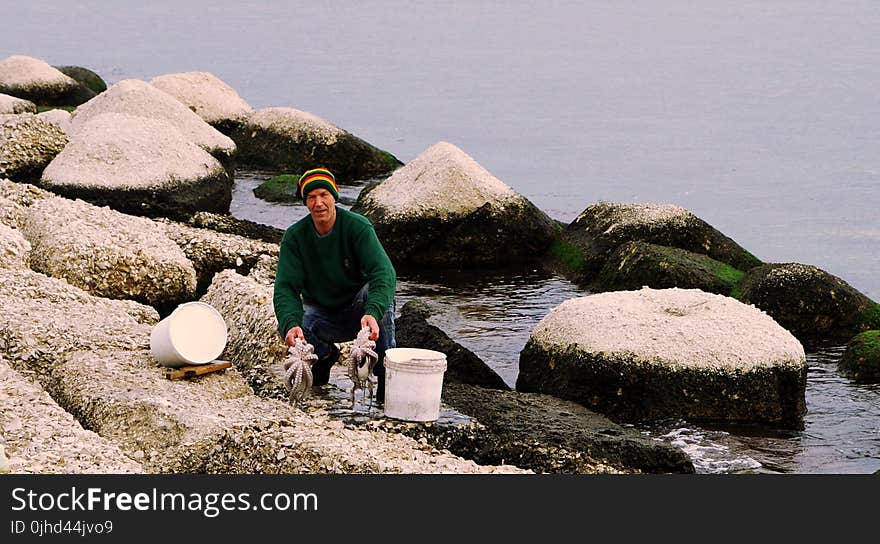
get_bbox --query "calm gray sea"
[3,0,878,473]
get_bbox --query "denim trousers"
[301,284,395,385]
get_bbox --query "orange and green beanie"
[297,168,339,201]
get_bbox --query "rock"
[440,383,695,474]
[839,331,880,382]
[594,240,745,295]
[0,271,155,381]
[392,298,694,473]
[153,218,278,292]
[22,196,197,308]
[0,178,54,229]
[187,211,284,244]
[0,55,95,106]
[0,195,25,229]
[45,348,526,474]
[230,107,402,183]
[41,112,232,219]
[352,141,560,267]
[0,92,37,114]
[517,287,807,428]
[253,173,300,202]
[36,108,72,133]
[69,79,236,163]
[0,267,159,325]
[0,358,143,474]
[396,299,509,390]
[53,65,107,95]
[0,113,68,182]
[247,253,278,286]
[737,263,880,348]
[150,71,253,134]
[0,222,30,268]
[199,269,289,398]
[548,202,762,285]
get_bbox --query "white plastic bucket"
[383,347,447,422]
[149,302,228,368]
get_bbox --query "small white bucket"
[149,302,228,368]
[383,347,447,422]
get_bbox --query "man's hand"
[360,314,379,341]
[285,326,305,346]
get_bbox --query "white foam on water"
[657,427,762,474]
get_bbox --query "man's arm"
[273,237,306,342]
[354,223,396,332]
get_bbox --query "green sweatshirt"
[273,206,396,337]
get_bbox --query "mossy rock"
[357,196,561,268]
[737,263,880,348]
[839,330,880,383]
[229,108,402,184]
[253,173,300,203]
[549,202,761,285]
[53,65,107,95]
[594,241,744,295]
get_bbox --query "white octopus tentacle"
[283,338,317,405]
[348,326,378,409]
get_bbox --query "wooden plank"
[165,361,232,380]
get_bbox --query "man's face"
[305,188,336,224]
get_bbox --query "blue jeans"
[301,284,395,386]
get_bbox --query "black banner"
[1,474,875,541]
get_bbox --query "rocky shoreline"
[2,54,879,474]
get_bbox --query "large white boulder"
[353,141,559,266]
[517,287,807,428]
[0,55,94,106]
[41,112,232,218]
[150,71,253,130]
[69,79,235,160]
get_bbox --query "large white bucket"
[149,302,228,368]
[383,347,447,422]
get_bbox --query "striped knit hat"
[297,167,339,201]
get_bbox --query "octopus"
[283,338,317,405]
[347,326,378,410]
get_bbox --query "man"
[273,167,396,402]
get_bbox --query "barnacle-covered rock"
[517,287,807,428]
[69,79,235,162]
[737,263,880,348]
[0,222,30,269]
[153,217,278,290]
[353,141,559,267]
[247,253,278,286]
[187,211,284,244]
[47,348,528,474]
[0,280,154,382]
[230,107,401,183]
[41,112,232,219]
[0,55,95,106]
[548,202,761,286]
[200,269,288,397]
[0,92,37,114]
[150,71,253,134]
[22,196,197,307]
[0,113,68,182]
[0,178,54,229]
[0,357,143,474]
[0,267,159,325]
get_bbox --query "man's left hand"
[360,314,379,341]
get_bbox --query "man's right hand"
[285,326,305,346]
